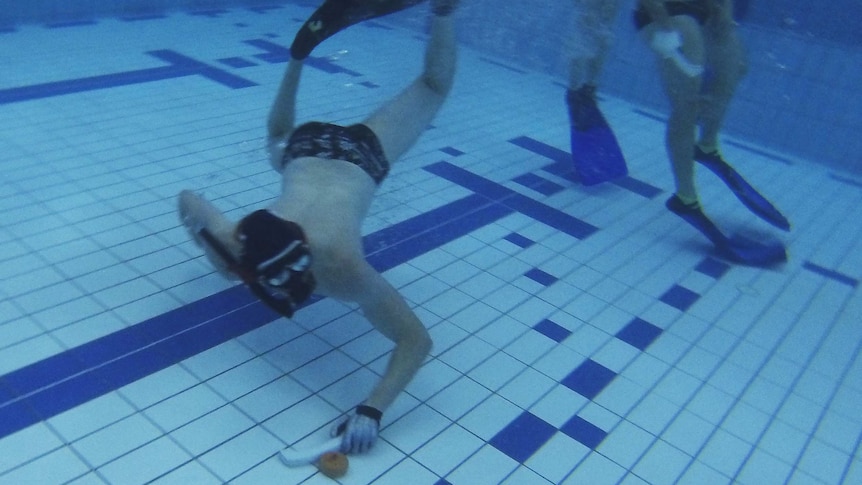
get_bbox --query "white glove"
[331,405,381,454]
[650,30,704,77]
[650,29,683,58]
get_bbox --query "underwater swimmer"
[635,0,789,265]
[180,0,460,454]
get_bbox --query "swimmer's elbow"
[422,72,454,97]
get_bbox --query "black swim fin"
[694,146,791,231]
[566,85,628,185]
[290,0,426,60]
[666,195,787,266]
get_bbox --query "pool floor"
[1,4,861,484]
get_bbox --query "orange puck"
[317,451,349,479]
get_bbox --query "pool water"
[1,2,860,484]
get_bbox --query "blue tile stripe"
[489,411,556,462]
[524,268,558,287]
[245,39,362,76]
[219,57,257,68]
[533,319,571,343]
[803,261,859,288]
[46,20,98,29]
[121,14,168,22]
[509,136,569,164]
[659,284,700,311]
[561,359,616,400]
[425,162,598,240]
[0,191,513,439]
[0,154,605,439]
[560,415,608,450]
[504,232,534,248]
[0,50,256,105]
[830,173,862,189]
[440,146,465,157]
[513,173,566,196]
[616,318,662,351]
[725,139,794,166]
[610,176,663,199]
[190,9,230,18]
[695,257,731,279]
[509,136,662,199]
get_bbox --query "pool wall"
[2,0,860,174]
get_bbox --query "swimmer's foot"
[694,146,791,231]
[566,84,605,131]
[666,195,787,266]
[666,195,726,247]
[431,0,459,16]
[290,0,426,60]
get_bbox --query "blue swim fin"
[291,0,426,59]
[694,146,791,231]
[666,195,787,266]
[566,85,628,186]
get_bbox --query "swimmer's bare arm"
[177,190,241,279]
[327,258,432,412]
[268,58,303,141]
[265,58,303,170]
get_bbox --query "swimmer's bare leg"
[363,0,458,162]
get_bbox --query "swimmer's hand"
[178,190,208,239]
[177,190,240,280]
[330,405,382,455]
[650,30,704,77]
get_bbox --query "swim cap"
[199,210,315,317]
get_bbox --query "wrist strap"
[356,405,383,424]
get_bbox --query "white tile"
[0,447,91,485]
[438,335,497,374]
[501,465,554,485]
[72,413,163,467]
[382,404,451,455]
[526,433,589,483]
[661,410,714,456]
[198,427,284,483]
[796,437,852,485]
[470,351,527,392]
[627,393,680,436]
[459,395,523,442]
[675,460,730,485]
[686,384,736,426]
[447,444,519,485]
[697,428,752,478]
[561,449,626,485]
[170,404,256,457]
[98,436,192,485]
[428,375,492,421]
[261,396,339,447]
[735,448,794,485]
[498,367,555,411]
[144,383,227,431]
[49,392,137,442]
[372,457,441,485]
[653,368,703,407]
[632,439,691,485]
[594,376,648,418]
[596,420,656,470]
[412,424,483,477]
[118,365,201,410]
[0,423,64,473]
